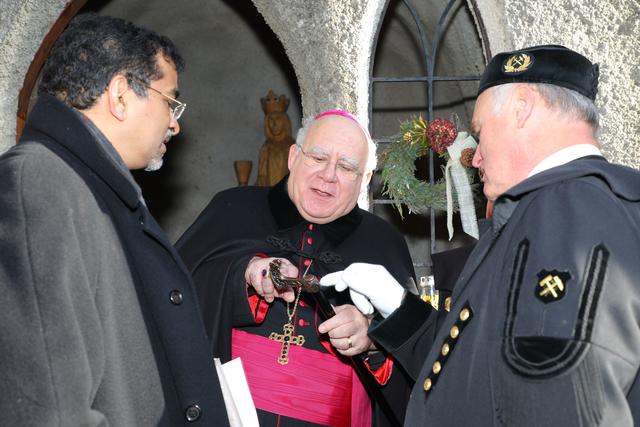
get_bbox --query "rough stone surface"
[0,1,68,153]
[0,0,638,278]
[251,0,386,128]
[2,0,639,168]
[251,0,387,209]
[466,0,512,60]
[506,0,640,168]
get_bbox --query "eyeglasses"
[145,85,186,120]
[129,76,186,120]
[299,146,363,181]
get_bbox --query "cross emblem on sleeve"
[269,322,305,365]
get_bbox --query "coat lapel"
[450,226,501,300]
[22,94,140,210]
[450,195,520,300]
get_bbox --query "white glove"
[320,263,405,318]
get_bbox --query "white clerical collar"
[528,144,603,177]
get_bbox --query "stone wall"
[0,0,68,151]
[251,0,386,128]
[467,0,640,167]
[505,0,640,167]
[2,0,638,162]
[0,0,638,244]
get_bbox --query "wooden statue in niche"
[256,90,295,186]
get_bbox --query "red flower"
[426,118,457,154]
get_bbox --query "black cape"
[177,177,416,426]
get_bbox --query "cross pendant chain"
[269,322,305,365]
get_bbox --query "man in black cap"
[321,45,640,425]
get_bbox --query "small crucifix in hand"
[269,322,305,365]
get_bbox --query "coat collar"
[21,94,141,210]
[492,156,640,231]
[454,156,640,301]
[267,176,363,246]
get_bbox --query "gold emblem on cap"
[503,53,533,74]
[538,274,565,299]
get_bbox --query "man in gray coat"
[321,45,640,425]
[0,14,229,426]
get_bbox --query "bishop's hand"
[318,304,374,356]
[245,256,298,303]
[320,263,405,318]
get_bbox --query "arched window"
[369,0,486,281]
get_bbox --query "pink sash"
[232,328,372,427]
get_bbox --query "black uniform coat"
[0,94,229,426]
[371,156,640,426]
[177,178,416,426]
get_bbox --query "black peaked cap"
[478,45,599,100]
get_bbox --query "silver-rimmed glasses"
[129,76,186,120]
[145,85,186,120]
[299,146,363,181]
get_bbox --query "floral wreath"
[380,115,479,239]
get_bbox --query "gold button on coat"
[432,361,442,374]
[459,308,470,321]
[441,342,450,356]
[450,325,460,339]
[423,378,432,391]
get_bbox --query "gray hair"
[491,82,600,136]
[295,116,378,173]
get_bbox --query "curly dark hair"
[38,13,185,110]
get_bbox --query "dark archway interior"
[25,0,485,273]
[80,0,302,241]
[370,0,484,276]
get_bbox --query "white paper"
[214,357,259,427]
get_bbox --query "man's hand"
[245,257,298,303]
[320,263,405,318]
[317,304,373,356]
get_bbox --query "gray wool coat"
[0,94,230,426]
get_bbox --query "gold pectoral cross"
[269,322,305,365]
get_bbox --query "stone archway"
[1,0,638,165]
[0,0,71,151]
[0,0,506,154]
[14,1,88,141]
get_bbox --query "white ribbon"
[445,132,479,240]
